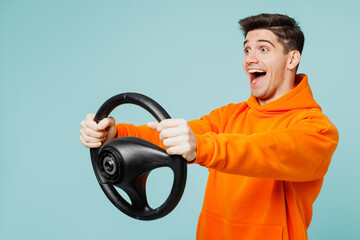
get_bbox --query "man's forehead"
[244,29,278,46]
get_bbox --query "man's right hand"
[80,113,117,148]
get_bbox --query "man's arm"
[193,112,339,182]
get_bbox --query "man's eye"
[244,48,250,53]
[261,47,268,52]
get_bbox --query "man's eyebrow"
[243,39,276,48]
[258,39,276,48]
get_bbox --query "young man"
[80,14,338,240]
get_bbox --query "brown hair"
[239,13,305,54]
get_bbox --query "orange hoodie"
[115,74,339,240]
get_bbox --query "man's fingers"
[80,129,107,143]
[147,118,196,162]
[160,126,189,141]
[157,119,186,131]
[80,135,102,148]
[98,116,115,130]
[147,121,159,130]
[80,125,107,139]
[163,135,184,148]
[82,115,98,131]
[166,145,184,155]
[156,119,188,139]
[80,114,117,149]
[166,145,196,162]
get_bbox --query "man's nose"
[245,52,259,64]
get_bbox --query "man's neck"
[257,74,296,105]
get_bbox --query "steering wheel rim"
[90,92,187,220]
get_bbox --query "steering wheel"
[90,93,187,220]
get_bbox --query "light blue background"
[1,0,359,239]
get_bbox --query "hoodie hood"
[247,74,321,112]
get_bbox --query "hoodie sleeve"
[115,123,165,149]
[115,104,230,150]
[192,111,339,182]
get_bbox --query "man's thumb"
[147,121,158,130]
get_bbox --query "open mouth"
[249,69,266,84]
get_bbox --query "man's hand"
[80,113,117,148]
[147,119,197,162]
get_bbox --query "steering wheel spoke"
[122,174,151,211]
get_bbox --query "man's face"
[243,29,293,105]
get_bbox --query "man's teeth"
[248,69,266,73]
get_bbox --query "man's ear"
[287,50,301,70]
